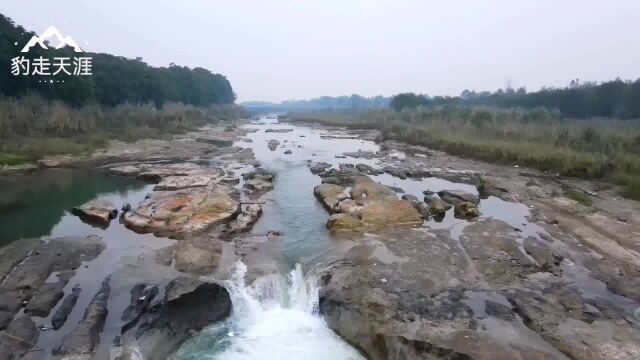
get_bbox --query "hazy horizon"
[2,0,638,102]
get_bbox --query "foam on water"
[172,262,364,360]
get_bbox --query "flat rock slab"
[123,187,239,236]
[343,150,376,160]
[153,175,217,191]
[110,163,205,183]
[71,199,118,228]
[265,128,293,133]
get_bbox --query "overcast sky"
[2,1,639,102]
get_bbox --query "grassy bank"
[290,107,640,200]
[0,96,247,165]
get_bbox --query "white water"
[172,262,364,360]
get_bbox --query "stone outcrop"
[55,277,111,357]
[438,189,479,205]
[123,186,239,236]
[118,278,232,360]
[315,176,422,232]
[71,199,118,228]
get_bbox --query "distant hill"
[242,95,390,111]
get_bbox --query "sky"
[1,1,639,102]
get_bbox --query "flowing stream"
[172,262,363,360]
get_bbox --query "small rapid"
[171,262,364,360]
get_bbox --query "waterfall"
[172,261,363,359]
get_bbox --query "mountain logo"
[21,25,83,53]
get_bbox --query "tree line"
[390,78,640,119]
[242,94,390,111]
[0,14,235,107]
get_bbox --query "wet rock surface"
[123,185,239,237]
[71,199,118,228]
[316,176,422,232]
[54,277,111,357]
[118,278,232,360]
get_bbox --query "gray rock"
[0,316,38,359]
[121,284,159,333]
[265,128,293,133]
[437,190,479,205]
[122,278,232,360]
[355,163,383,175]
[424,194,452,216]
[24,271,74,317]
[402,194,431,218]
[71,199,118,228]
[267,139,280,151]
[52,286,81,330]
[55,277,110,356]
[174,245,218,275]
[343,150,376,160]
[309,162,332,174]
[382,165,407,179]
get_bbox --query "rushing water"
[172,262,364,360]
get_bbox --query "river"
[0,115,560,359]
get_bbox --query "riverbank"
[288,108,640,200]
[0,96,246,168]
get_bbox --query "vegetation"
[0,15,244,165]
[242,94,389,111]
[390,78,640,119]
[0,14,235,106]
[564,189,593,206]
[291,106,640,200]
[0,95,246,164]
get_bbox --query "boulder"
[123,187,239,236]
[355,163,383,175]
[401,194,431,218]
[284,149,292,155]
[424,194,452,216]
[453,201,480,219]
[265,128,293,133]
[437,190,479,205]
[223,204,262,237]
[267,139,280,151]
[314,184,347,212]
[71,199,118,227]
[309,162,332,174]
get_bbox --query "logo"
[11,25,92,82]
[21,26,83,53]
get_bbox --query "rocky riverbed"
[0,116,639,360]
